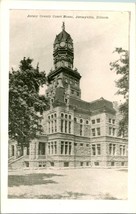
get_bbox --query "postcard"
[1,1,136,213]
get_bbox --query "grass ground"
[8,168,127,200]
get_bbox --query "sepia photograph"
[1,1,136,213]
[8,9,129,200]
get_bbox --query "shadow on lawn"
[8,173,64,187]
[8,192,120,200]
[8,191,89,199]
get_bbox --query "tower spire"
[62,22,65,31]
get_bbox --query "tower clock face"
[60,42,66,47]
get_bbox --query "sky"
[10,10,129,103]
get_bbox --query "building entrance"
[38,142,46,155]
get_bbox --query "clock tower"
[46,22,81,107]
[53,22,74,69]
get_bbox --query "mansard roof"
[52,92,116,115]
[54,30,72,43]
[69,97,91,114]
[89,97,116,115]
[68,97,116,115]
[54,23,73,45]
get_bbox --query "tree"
[9,57,49,152]
[110,48,129,137]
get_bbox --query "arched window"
[80,119,83,123]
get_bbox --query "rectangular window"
[113,119,115,124]
[25,162,29,167]
[55,120,57,132]
[80,124,83,136]
[69,121,71,134]
[54,142,57,154]
[61,120,63,132]
[92,144,96,155]
[92,128,95,136]
[109,118,111,123]
[113,128,115,136]
[86,162,89,166]
[92,119,95,124]
[97,144,101,155]
[97,118,100,123]
[109,144,112,155]
[80,143,83,146]
[69,142,71,155]
[120,145,122,155]
[109,127,112,135]
[64,162,69,167]
[86,144,89,147]
[121,162,125,166]
[51,142,53,154]
[111,162,115,166]
[52,121,53,133]
[97,127,101,136]
[94,162,99,166]
[61,141,64,154]
[113,144,116,155]
[50,162,54,167]
[65,121,67,133]
[65,142,68,155]
[80,162,83,166]
[123,145,125,156]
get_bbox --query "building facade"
[8,23,128,169]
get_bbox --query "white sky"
[10,10,129,103]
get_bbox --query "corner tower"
[46,23,81,107]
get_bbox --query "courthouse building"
[8,23,128,169]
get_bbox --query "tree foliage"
[110,48,129,137]
[9,57,48,147]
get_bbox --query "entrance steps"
[8,155,25,170]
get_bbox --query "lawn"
[8,168,127,200]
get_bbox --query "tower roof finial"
[62,22,65,31]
